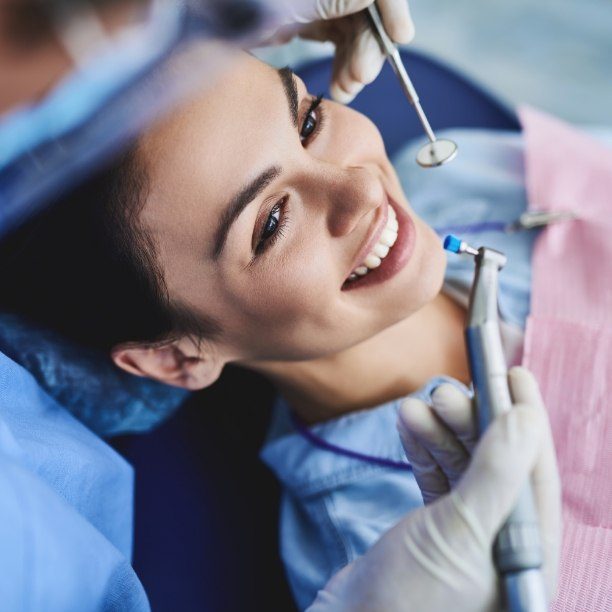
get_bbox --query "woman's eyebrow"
[211,68,299,259]
[212,165,281,259]
[277,66,298,127]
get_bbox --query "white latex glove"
[306,367,561,612]
[273,0,414,103]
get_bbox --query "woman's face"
[138,52,446,363]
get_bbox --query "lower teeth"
[347,270,369,283]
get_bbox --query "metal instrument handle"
[466,249,547,611]
[365,3,436,143]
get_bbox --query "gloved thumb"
[289,0,415,43]
[288,0,373,22]
[451,396,546,545]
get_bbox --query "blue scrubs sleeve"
[0,350,150,611]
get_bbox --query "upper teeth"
[347,205,398,282]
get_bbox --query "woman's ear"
[111,336,225,390]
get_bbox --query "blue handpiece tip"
[443,234,462,254]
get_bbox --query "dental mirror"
[367,3,459,168]
[416,139,458,168]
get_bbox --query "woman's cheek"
[329,103,387,161]
[231,254,331,333]
[270,254,331,318]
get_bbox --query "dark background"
[112,366,297,611]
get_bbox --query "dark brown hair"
[0,149,219,356]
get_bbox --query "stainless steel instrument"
[444,234,547,612]
[366,2,458,167]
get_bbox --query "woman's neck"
[251,291,470,424]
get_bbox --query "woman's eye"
[300,111,317,142]
[299,94,323,144]
[254,196,290,257]
[262,204,281,240]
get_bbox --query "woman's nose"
[322,165,386,237]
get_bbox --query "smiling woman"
[0,49,454,402]
[0,49,473,607]
[112,53,458,396]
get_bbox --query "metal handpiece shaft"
[466,248,547,612]
[366,3,436,143]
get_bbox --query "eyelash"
[300,94,324,143]
[254,94,325,256]
[254,196,290,256]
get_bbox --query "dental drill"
[366,2,458,168]
[443,235,547,612]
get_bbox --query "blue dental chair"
[0,50,518,612]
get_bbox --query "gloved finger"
[376,0,415,43]
[430,384,478,453]
[452,401,545,546]
[397,413,450,504]
[296,18,336,43]
[399,397,471,489]
[508,367,561,598]
[508,365,544,407]
[268,22,302,45]
[303,0,373,21]
[508,368,559,503]
[330,20,384,103]
[329,40,361,103]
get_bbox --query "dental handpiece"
[444,235,547,612]
[366,3,458,167]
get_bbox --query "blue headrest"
[298,49,519,157]
[0,314,187,437]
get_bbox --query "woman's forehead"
[142,54,279,166]
[137,54,292,252]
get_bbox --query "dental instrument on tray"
[433,208,578,239]
[443,234,548,612]
[506,209,577,232]
[366,2,458,168]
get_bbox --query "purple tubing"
[290,412,412,471]
[435,221,507,235]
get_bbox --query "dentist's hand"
[307,367,561,612]
[274,1,414,103]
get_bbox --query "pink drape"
[520,106,612,611]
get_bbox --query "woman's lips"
[341,195,416,291]
[346,200,390,275]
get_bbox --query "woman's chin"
[389,186,446,305]
[395,212,445,292]
[419,219,447,293]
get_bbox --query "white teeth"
[373,243,390,258]
[364,254,382,268]
[379,228,397,247]
[346,204,401,283]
